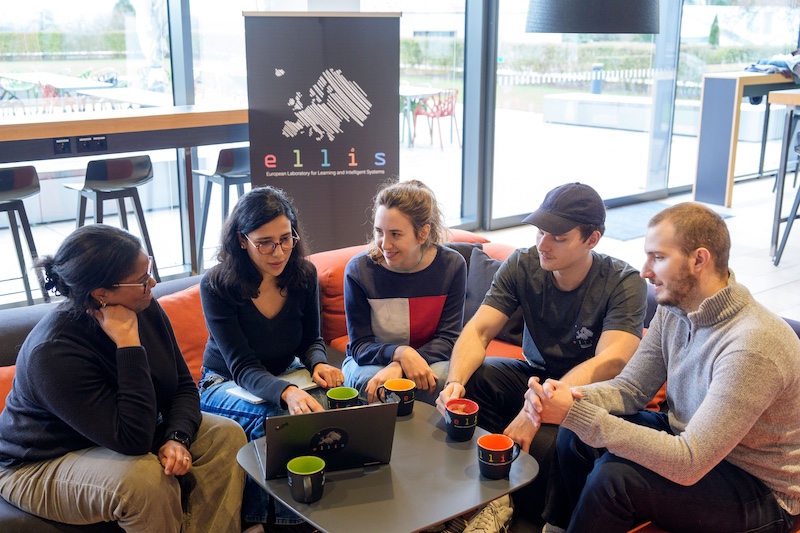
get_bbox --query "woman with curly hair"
[198,185,342,529]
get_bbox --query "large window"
[489,0,666,226]
[4,0,800,306]
[0,1,186,287]
[485,0,800,230]
[365,0,466,224]
[668,2,799,189]
[0,1,173,112]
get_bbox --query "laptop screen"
[259,402,398,479]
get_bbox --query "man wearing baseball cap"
[437,183,647,533]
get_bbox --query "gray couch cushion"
[0,275,202,368]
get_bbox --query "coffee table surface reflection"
[236,401,539,533]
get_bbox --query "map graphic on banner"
[281,68,372,142]
[244,13,400,253]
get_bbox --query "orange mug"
[377,378,416,416]
[477,433,521,479]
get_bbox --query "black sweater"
[200,267,328,407]
[0,299,201,467]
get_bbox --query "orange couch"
[0,229,520,414]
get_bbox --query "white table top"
[76,87,173,108]
[0,72,112,91]
[399,85,442,99]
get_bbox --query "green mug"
[287,455,326,503]
[326,386,366,409]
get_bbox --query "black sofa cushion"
[0,496,122,533]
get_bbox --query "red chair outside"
[412,89,461,150]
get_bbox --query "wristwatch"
[166,431,192,449]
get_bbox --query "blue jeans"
[554,410,795,533]
[341,355,448,406]
[198,359,328,525]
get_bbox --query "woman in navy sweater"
[343,180,467,405]
[198,186,343,528]
[0,225,246,533]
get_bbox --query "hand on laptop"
[282,386,325,414]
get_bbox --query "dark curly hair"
[206,186,315,302]
[36,225,143,317]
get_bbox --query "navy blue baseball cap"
[522,183,606,235]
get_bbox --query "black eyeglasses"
[243,230,300,255]
[112,256,154,294]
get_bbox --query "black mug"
[377,378,416,416]
[477,434,521,480]
[287,455,325,503]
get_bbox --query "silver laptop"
[258,402,398,479]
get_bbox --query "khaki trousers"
[0,413,246,533]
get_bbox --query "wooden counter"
[0,105,248,163]
[0,105,249,274]
[0,105,246,142]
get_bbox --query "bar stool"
[0,165,49,305]
[193,147,250,268]
[64,155,160,281]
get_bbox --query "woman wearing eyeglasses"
[343,180,467,405]
[0,224,246,532]
[198,185,342,529]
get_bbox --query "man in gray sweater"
[526,202,800,533]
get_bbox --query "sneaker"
[463,494,514,533]
[441,515,470,533]
[542,523,566,533]
[422,515,469,533]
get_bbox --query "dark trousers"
[466,358,559,525]
[550,410,795,533]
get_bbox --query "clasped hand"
[392,346,438,395]
[523,377,582,427]
[158,440,191,476]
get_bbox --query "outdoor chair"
[38,82,81,113]
[412,89,461,150]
